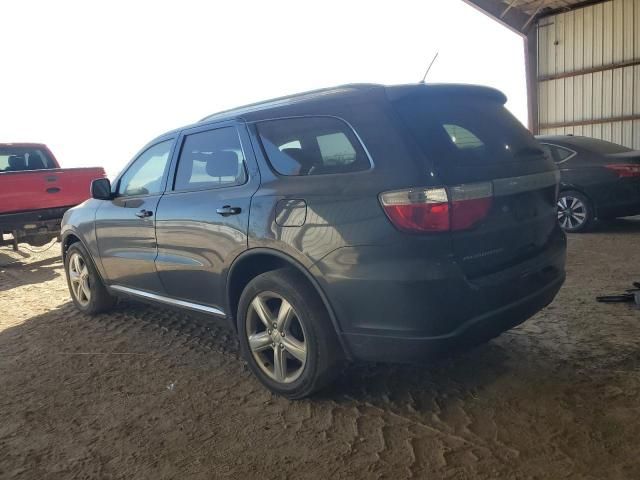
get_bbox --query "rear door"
[154,122,259,311]
[392,93,560,278]
[95,139,174,292]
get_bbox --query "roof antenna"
[420,52,439,84]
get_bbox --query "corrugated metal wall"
[537,0,640,148]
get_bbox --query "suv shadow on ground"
[3,297,640,478]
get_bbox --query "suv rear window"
[392,95,541,167]
[256,117,370,176]
[0,146,55,172]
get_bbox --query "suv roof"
[198,83,507,125]
[146,83,509,153]
[0,143,48,148]
[199,83,382,124]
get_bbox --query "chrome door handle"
[216,205,242,216]
[135,209,153,218]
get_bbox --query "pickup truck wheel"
[237,269,342,399]
[64,243,116,314]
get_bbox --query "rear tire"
[557,190,593,233]
[237,269,343,399]
[64,242,116,314]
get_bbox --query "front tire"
[64,243,116,314]
[557,190,593,233]
[237,269,342,399]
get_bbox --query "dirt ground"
[1,219,640,480]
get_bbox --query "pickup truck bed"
[0,167,105,215]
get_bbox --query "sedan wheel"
[245,291,308,384]
[68,252,92,307]
[557,192,591,232]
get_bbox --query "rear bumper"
[589,179,640,218]
[0,207,69,238]
[341,272,564,362]
[311,228,566,363]
[597,201,640,219]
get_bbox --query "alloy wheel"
[557,195,587,230]
[68,252,92,307]
[245,291,308,384]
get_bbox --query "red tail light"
[379,188,450,232]
[605,164,640,178]
[380,183,493,233]
[449,183,494,231]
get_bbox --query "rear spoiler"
[385,83,507,105]
[605,150,640,160]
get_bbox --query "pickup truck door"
[95,139,175,292]
[0,145,105,215]
[154,122,259,312]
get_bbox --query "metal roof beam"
[500,0,520,18]
[462,0,533,35]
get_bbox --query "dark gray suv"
[61,84,566,398]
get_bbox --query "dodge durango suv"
[61,84,566,398]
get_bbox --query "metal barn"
[465,0,640,149]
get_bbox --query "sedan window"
[540,143,575,164]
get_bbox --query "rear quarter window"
[256,117,370,176]
[540,143,575,164]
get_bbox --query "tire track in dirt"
[2,220,640,479]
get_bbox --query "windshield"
[0,146,55,172]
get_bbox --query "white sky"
[1,0,526,178]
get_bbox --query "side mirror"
[91,178,113,200]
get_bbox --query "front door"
[95,139,174,292]
[154,123,259,312]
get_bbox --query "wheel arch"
[61,231,84,258]
[226,248,351,359]
[60,230,109,284]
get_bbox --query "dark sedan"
[537,135,640,232]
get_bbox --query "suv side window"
[118,140,173,196]
[256,117,370,176]
[174,127,247,191]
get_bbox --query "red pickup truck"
[0,143,105,249]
